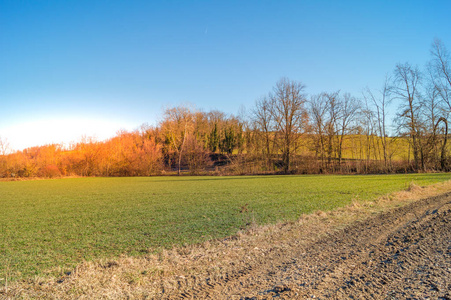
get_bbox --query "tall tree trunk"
[437,117,448,170]
[177,124,188,176]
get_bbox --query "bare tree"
[270,78,308,173]
[0,136,10,177]
[363,76,392,169]
[392,63,422,170]
[430,38,451,110]
[310,91,353,170]
[359,99,377,169]
[252,96,274,168]
[161,106,194,175]
[428,39,451,170]
[324,91,340,165]
[337,93,360,165]
[421,80,450,170]
[309,93,329,168]
[0,136,10,156]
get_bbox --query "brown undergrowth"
[0,175,81,182]
[2,180,451,299]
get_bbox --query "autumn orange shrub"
[38,165,62,178]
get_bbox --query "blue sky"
[1,0,450,150]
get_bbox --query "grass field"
[1,174,450,283]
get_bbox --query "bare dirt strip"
[172,192,451,300]
[2,186,451,299]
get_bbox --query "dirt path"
[174,193,451,300]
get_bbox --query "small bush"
[38,165,62,178]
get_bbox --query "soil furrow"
[175,193,451,299]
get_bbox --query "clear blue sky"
[1,0,450,150]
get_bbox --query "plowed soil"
[174,193,451,300]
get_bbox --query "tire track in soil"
[175,193,451,299]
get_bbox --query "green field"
[1,174,450,283]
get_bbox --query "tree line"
[1,39,450,178]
